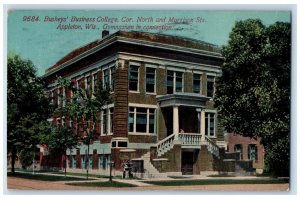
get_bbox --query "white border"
[1,2,298,198]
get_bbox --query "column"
[173,106,179,140]
[200,109,205,142]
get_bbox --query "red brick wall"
[226,133,264,169]
[113,60,129,138]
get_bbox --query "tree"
[52,76,111,178]
[215,19,290,176]
[41,125,79,176]
[7,54,50,173]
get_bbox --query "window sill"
[129,91,140,94]
[146,92,157,95]
[128,132,156,136]
[100,133,113,137]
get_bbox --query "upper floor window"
[193,73,202,94]
[205,112,215,137]
[207,75,215,98]
[167,70,183,94]
[86,76,92,91]
[102,107,114,135]
[248,144,258,161]
[93,73,98,91]
[146,67,156,93]
[103,66,115,91]
[129,65,139,91]
[129,107,155,134]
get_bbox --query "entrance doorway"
[181,151,194,175]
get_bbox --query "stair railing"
[205,136,220,158]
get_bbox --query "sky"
[7,10,290,76]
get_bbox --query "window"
[248,144,258,161]
[205,112,215,137]
[167,70,184,94]
[93,73,98,91]
[129,107,156,133]
[207,76,215,97]
[103,66,115,91]
[146,67,156,93]
[167,71,174,94]
[109,108,114,133]
[136,108,147,132]
[99,155,103,169]
[193,73,201,94]
[72,155,76,168]
[102,107,114,135]
[86,76,91,91]
[102,111,107,135]
[234,144,243,160]
[103,68,109,88]
[58,87,64,107]
[111,67,115,91]
[81,155,86,169]
[99,154,110,170]
[129,65,139,91]
[106,154,110,169]
[88,155,93,169]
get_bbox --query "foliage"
[55,76,111,139]
[19,150,34,169]
[215,19,290,176]
[45,76,111,176]
[7,54,50,173]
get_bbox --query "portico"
[156,93,210,144]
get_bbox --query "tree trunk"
[11,145,16,174]
[64,150,67,177]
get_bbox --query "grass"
[7,172,94,181]
[144,178,289,186]
[66,181,137,187]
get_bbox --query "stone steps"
[139,152,168,178]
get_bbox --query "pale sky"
[7,10,290,76]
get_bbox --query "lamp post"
[109,161,114,182]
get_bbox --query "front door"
[181,151,193,175]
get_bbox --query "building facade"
[42,31,258,177]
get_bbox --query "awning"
[156,93,210,108]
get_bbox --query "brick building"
[42,31,261,177]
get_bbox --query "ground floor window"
[248,144,258,161]
[99,154,110,170]
[81,156,86,169]
[205,112,215,137]
[234,144,243,160]
[129,107,155,133]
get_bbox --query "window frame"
[193,72,202,94]
[205,111,216,137]
[128,104,157,135]
[166,70,184,94]
[129,63,140,93]
[101,104,114,136]
[207,75,215,98]
[145,66,156,94]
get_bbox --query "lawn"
[66,181,137,187]
[144,178,289,186]
[7,172,94,181]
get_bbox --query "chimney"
[102,30,109,38]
